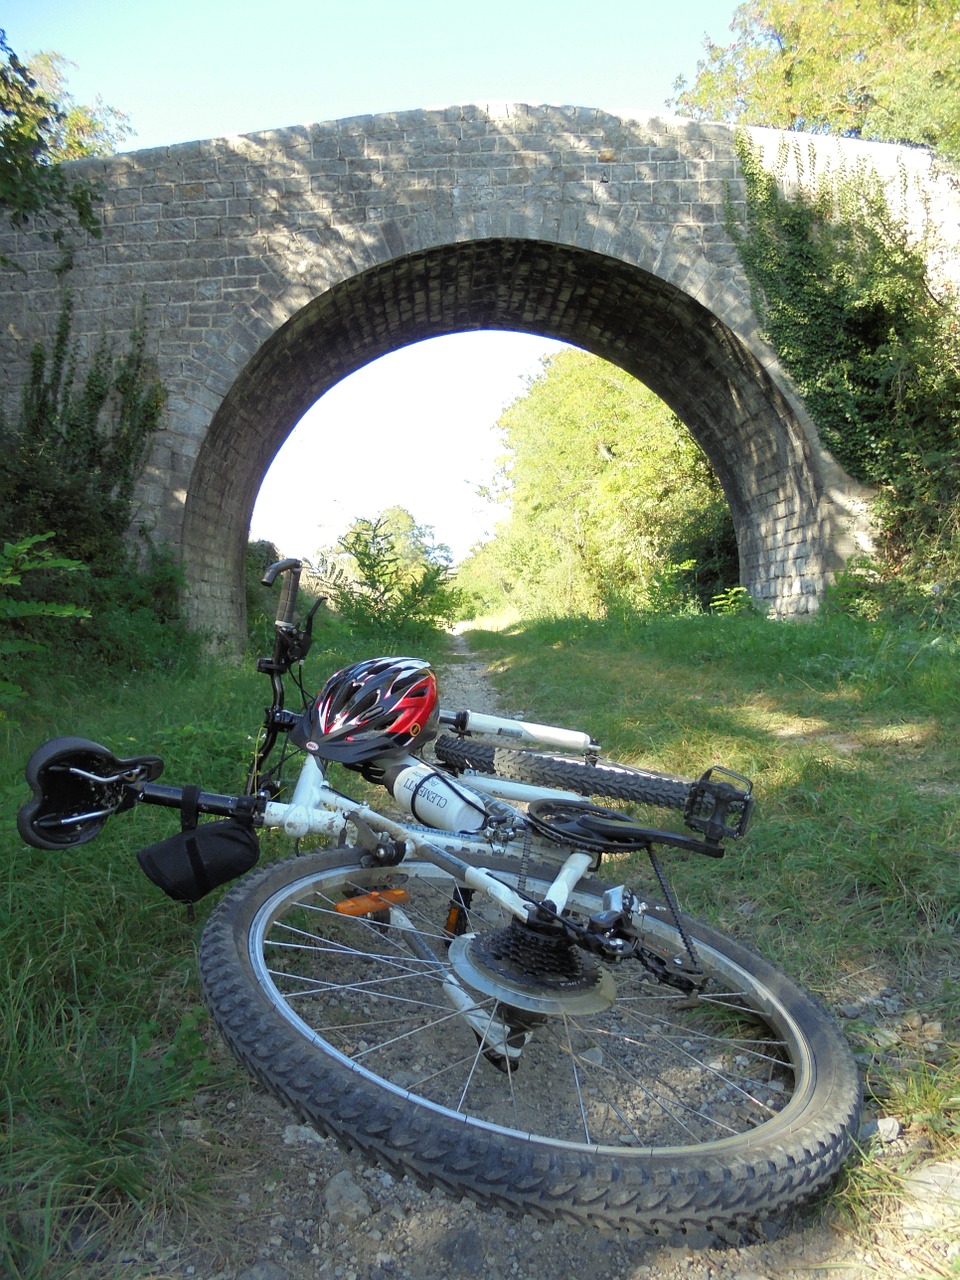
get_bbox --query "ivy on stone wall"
[0,291,164,562]
[0,293,196,672]
[726,133,960,559]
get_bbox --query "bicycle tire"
[434,734,693,810]
[199,848,861,1235]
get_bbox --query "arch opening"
[182,238,829,645]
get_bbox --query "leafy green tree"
[377,505,453,572]
[318,512,461,644]
[0,30,102,257]
[27,50,133,159]
[457,351,736,618]
[727,135,960,560]
[672,0,960,160]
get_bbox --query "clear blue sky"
[4,0,738,560]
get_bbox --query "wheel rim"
[248,860,815,1155]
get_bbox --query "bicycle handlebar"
[262,558,302,628]
[260,557,301,588]
[438,709,598,753]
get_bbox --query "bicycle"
[17,558,862,1237]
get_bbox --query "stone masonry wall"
[1,104,952,643]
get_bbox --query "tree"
[671,0,960,161]
[27,50,133,159]
[457,351,737,618]
[377,505,453,572]
[317,512,461,644]
[0,30,121,262]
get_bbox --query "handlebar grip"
[261,557,302,588]
[275,564,301,627]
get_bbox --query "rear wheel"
[199,849,861,1234]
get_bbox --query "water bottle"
[385,763,488,833]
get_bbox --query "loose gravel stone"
[323,1171,375,1229]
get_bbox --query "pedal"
[684,767,754,843]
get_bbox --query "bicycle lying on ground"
[17,559,862,1236]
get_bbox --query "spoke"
[610,993,791,1070]
[269,971,453,1011]
[493,999,523,1130]
[560,1015,591,1144]
[595,1010,789,1074]
[398,1044,506,1093]
[267,936,448,978]
[545,1019,719,1141]
[269,955,447,989]
[274,904,458,954]
[351,1004,481,1061]
[269,939,448,982]
[456,1007,495,1111]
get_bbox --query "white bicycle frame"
[257,704,611,1065]
[261,706,602,924]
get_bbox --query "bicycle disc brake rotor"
[449,921,616,1015]
[525,798,654,852]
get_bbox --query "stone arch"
[184,236,841,643]
[4,106,932,645]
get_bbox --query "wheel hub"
[448,921,616,1014]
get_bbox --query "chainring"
[525,798,655,853]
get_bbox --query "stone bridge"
[2,103,956,645]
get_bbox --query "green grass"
[2,660,248,1278]
[2,605,958,1272]
[0,599,458,1278]
[463,607,960,1238]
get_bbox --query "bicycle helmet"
[294,656,439,766]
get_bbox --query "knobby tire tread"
[199,850,862,1235]
[433,735,693,810]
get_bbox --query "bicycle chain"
[647,847,703,975]
[518,819,532,896]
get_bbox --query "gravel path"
[94,638,956,1280]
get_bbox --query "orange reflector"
[335,888,410,917]
[445,904,466,936]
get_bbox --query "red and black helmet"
[294,656,439,765]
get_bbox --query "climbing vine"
[726,134,960,563]
[0,293,197,674]
[0,291,163,560]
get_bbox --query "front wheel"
[433,734,693,809]
[199,850,861,1235]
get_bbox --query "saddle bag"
[137,786,260,903]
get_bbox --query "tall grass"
[2,656,247,1278]
[1,587,460,1278]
